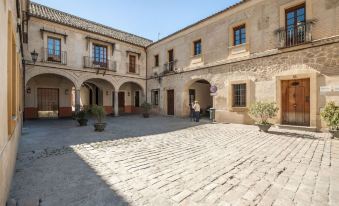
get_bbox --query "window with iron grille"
[151,89,159,106]
[232,84,246,107]
[193,39,202,56]
[93,44,107,67]
[129,55,136,73]
[233,25,246,46]
[285,4,306,47]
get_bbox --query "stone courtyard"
[9,116,339,206]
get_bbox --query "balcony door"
[93,44,107,67]
[47,37,61,62]
[285,4,306,47]
[129,55,136,73]
[168,49,174,71]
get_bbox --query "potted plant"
[91,105,106,132]
[321,101,339,139]
[249,101,279,132]
[75,108,89,126]
[141,101,151,118]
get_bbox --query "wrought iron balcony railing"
[42,48,67,65]
[163,60,177,73]
[276,22,314,48]
[125,63,140,74]
[83,56,117,72]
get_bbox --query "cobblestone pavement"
[10,116,339,206]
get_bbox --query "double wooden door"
[167,90,174,115]
[282,79,310,126]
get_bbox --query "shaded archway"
[80,78,115,115]
[25,73,76,119]
[117,81,145,114]
[182,79,213,118]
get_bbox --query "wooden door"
[118,92,125,112]
[37,88,59,118]
[167,90,174,115]
[134,91,140,107]
[282,79,310,126]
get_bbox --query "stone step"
[275,124,317,132]
[7,197,42,206]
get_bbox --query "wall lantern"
[106,91,110,95]
[127,92,130,96]
[26,87,31,94]
[65,89,69,95]
[30,50,39,64]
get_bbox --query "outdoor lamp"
[30,50,38,64]
[65,89,69,95]
[26,87,31,94]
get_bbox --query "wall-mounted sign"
[320,86,332,93]
[210,85,218,93]
[334,85,339,92]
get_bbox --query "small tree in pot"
[249,101,279,132]
[75,107,89,126]
[141,101,151,118]
[91,105,106,132]
[321,101,339,139]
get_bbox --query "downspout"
[145,47,148,102]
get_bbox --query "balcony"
[126,63,140,75]
[277,22,314,48]
[83,56,117,72]
[163,60,177,74]
[42,48,67,65]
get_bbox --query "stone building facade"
[24,2,151,119]
[22,0,339,131]
[146,0,339,131]
[0,0,26,204]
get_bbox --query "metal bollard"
[209,108,216,123]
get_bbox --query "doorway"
[167,90,174,115]
[281,78,310,126]
[37,88,59,118]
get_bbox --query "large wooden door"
[167,90,174,115]
[118,92,125,113]
[282,79,310,126]
[37,88,59,118]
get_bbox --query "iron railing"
[277,22,313,48]
[126,63,140,74]
[83,56,117,72]
[163,60,177,73]
[42,48,67,65]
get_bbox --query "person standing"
[193,100,201,122]
[189,103,195,121]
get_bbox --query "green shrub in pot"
[321,101,339,139]
[249,101,279,132]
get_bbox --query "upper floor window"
[129,55,136,73]
[167,49,174,71]
[285,4,306,47]
[154,54,159,67]
[93,44,107,67]
[232,83,246,107]
[193,39,202,56]
[47,37,61,62]
[233,25,246,46]
[151,89,159,106]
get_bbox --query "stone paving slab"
[9,116,339,206]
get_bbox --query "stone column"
[75,89,81,112]
[114,91,119,116]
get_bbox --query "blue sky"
[32,0,241,41]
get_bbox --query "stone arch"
[182,77,214,117]
[25,68,79,88]
[79,73,117,90]
[116,78,146,94]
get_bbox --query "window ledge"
[230,107,248,112]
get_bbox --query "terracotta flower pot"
[257,124,271,132]
[94,122,106,132]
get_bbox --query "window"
[232,84,246,107]
[47,37,61,62]
[168,49,174,71]
[151,89,159,106]
[285,4,306,46]
[129,55,136,73]
[233,25,246,46]
[193,39,202,56]
[93,44,107,67]
[154,55,159,67]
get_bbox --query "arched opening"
[118,82,145,114]
[80,78,115,115]
[183,79,213,118]
[25,73,76,119]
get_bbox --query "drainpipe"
[145,47,148,102]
